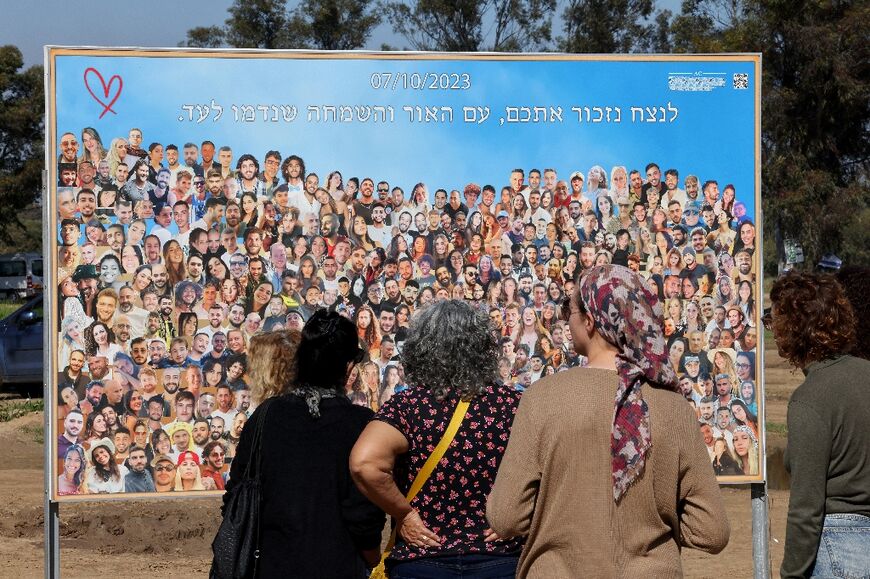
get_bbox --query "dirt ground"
[0,347,801,578]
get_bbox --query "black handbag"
[210,398,273,579]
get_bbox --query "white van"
[0,253,44,299]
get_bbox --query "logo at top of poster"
[668,71,727,92]
[83,67,123,119]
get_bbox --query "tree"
[383,0,556,52]
[184,0,288,48]
[559,0,660,54]
[664,0,870,270]
[289,0,381,51]
[668,0,753,52]
[0,46,43,243]
[183,0,381,51]
[182,26,227,49]
[647,9,675,53]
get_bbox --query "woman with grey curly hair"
[351,299,524,578]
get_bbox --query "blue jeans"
[810,513,870,578]
[388,554,519,579]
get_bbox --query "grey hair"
[401,300,499,402]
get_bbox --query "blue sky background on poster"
[56,55,756,222]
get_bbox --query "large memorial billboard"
[47,48,763,500]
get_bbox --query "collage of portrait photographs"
[53,125,760,497]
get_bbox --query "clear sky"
[5,0,682,69]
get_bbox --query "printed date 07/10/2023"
[370,72,471,91]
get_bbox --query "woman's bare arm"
[350,420,443,546]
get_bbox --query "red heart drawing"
[83,67,123,119]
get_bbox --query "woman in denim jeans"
[768,272,870,578]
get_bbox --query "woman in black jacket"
[225,317,384,577]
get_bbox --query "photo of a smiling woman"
[84,321,121,363]
[98,253,123,290]
[58,444,87,496]
[85,438,127,494]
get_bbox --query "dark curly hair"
[770,271,856,368]
[83,321,116,357]
[836,266,870,361]
[400,300,498,401]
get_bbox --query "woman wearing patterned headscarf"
[488,264,728,577]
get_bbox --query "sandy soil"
[0,348,801,578]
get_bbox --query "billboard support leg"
[41,157,59,579]
[44,497,59,579]
[751,482,770,579]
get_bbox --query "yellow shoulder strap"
[381,398,470,557]
[405,398,470,503]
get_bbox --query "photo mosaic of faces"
[55,127,760,495]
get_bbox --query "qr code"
[733,73,749,89]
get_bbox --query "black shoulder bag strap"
[245,397,273,577]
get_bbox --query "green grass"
[0,301,21,320]
[766,421,788,435]
[18,423,43,444]
[0,399,44,422]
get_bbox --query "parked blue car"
[0,294,44,395]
